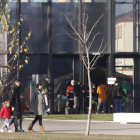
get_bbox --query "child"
[10,93,31,131]
[0,100,12,132]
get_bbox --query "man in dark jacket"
[112,81,125,113]
[9,79,24,132]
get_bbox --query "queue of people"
[64,79,132,114]
[96,80,132,114]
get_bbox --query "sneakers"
[0,129,4,132]
[8,130,13,133]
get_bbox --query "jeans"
[114,99,122,112]
[97,100,107,114]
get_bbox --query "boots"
[40,125,46,132]
[19,118,24,132]
[28,124,34,132]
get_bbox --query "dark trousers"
[69,100,74,109]
[13,116,22,132]
[10,116,23,130]
[114,99,122,112]
[31,115,42,126]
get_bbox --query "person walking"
[112,81,125,113]
[28,83,47,132]
[9,79,23,132]
[73,80,81,114]
[10,93,32,130]
[96,81,110,114]
[0,100,13,132]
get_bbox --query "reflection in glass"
[115,58,133,112]
[53,57,73,112]
[21,2,48,53]
[51,2,78,53]
[82,1,107,52]
[115,3,136,52]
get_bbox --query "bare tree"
[63,7,106,135]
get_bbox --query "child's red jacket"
[0,105,11,119]
[21,101,29,114]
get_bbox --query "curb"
[24,118,113,123]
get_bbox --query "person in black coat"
[9,79,24,132]
[112,81,125,112]
[73,80,81,114]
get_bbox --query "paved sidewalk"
[0,119,140,135]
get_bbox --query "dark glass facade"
[1,0,140,113]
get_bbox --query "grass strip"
[0,133,139,140]
[23,114,113,121]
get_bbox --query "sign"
[107,77,117,85]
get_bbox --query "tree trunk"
[85,50,92,136]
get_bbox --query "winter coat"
[97,84,110,101]
[9,84,21,116]
[21,101,29,114]
[30,89,47,115]
[66,85,74,98]
[112,85,125,100]
[0,105,11,119]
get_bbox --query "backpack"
[116,91,122,97]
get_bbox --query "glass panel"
[20,54,48,107]
[0,54,17,86]
[21,54,48,74]
[115,1,134,52]
[5,1,19,52]
[51,2,79,53]
[21,2,48,53]
[20,73,48,107]
[82,1,107,52]
[116,0,133,2]
[53,57,73,113]
[115,58,133,112]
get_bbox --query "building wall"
[115,22,134,77]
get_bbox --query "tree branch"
[86,14,104,42]
[63,13,84,43]
[88,32,99,50]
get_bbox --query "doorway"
[115,58,133,112]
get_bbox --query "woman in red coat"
[0,100,13,132]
